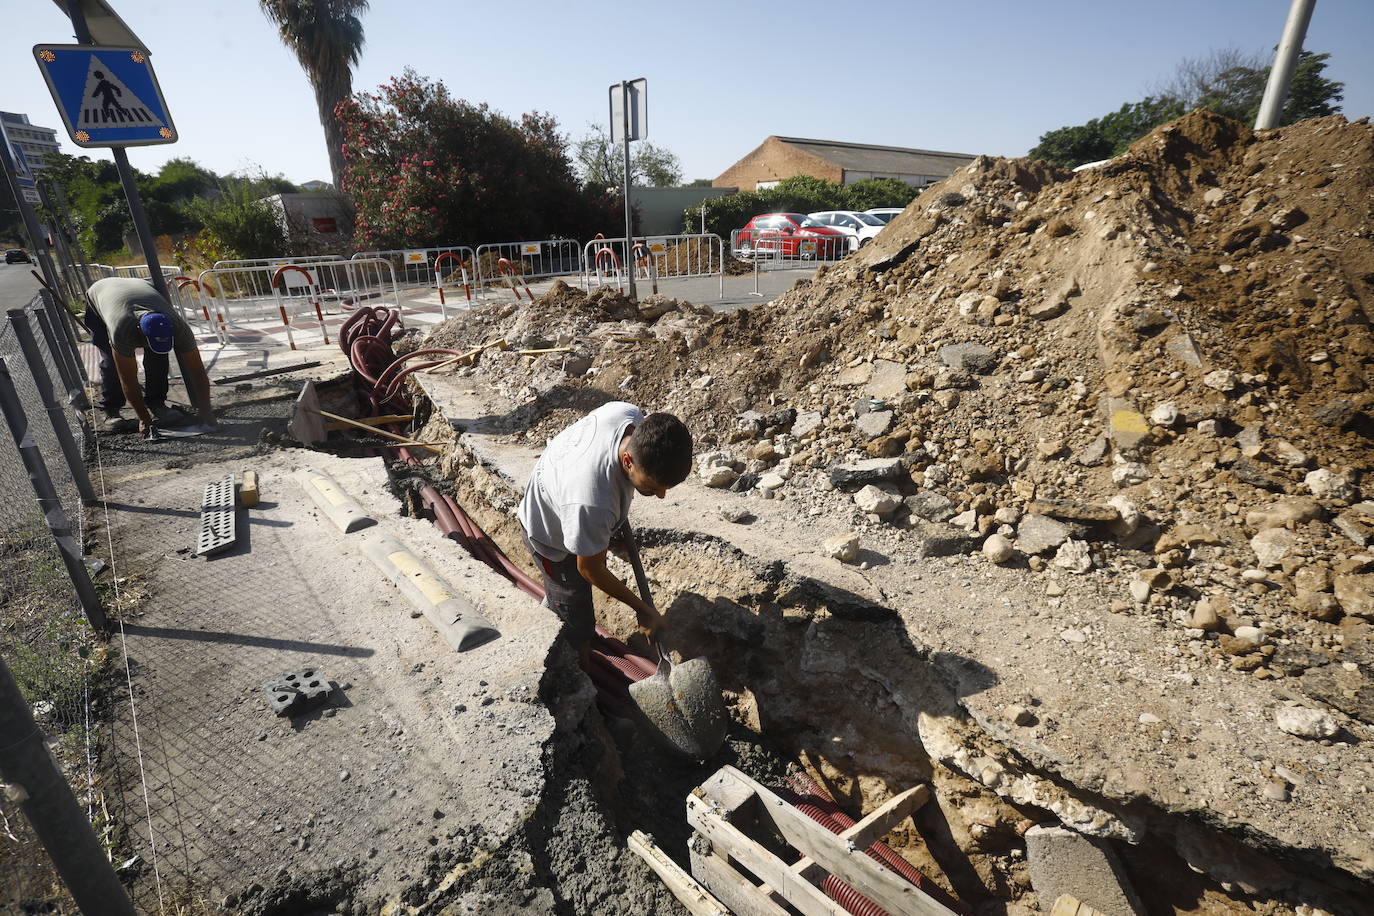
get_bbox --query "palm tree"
[260,0,369,190]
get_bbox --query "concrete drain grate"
[196,475,238,556]
[263,667,334,717]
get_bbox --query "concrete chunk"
[1025,825,1144,916]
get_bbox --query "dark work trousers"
[84,306,169,412]
[522,532,595,647]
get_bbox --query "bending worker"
[518,402,693,663]
[85,276,215,435]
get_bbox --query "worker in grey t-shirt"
[518,402,693,661]
[85,277,215,436]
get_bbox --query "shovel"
[622,524,728,759]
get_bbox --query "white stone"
[699,465,737,488]
[983,533,1014,563]
[993,506,1022,525]
[1250,527,1298,568]
[1111,462,1151,486]
[1052,539,1093,574]
[1231,626,1265,649]
[1305,468,1355,501]
[719,504,750,523]
[854,485,901,517]
[1129,579,1151,603]
[1060,628,1088,644]
[756,473,786,492]
[1274,707,1338,740]
[1203,369,1238,392]
[1108,495,1140,536]
[1150,402,1179,426]
[1139,713,1161,725]
[690,374,713,390]
[951,509,979,531]
[822,532,861,563]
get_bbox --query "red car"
[733,213,848,259]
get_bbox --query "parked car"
[733,213,848,259]
[4,249,32,264]
[864,207,905,224]
[807,210,886,250]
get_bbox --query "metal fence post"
[0,358,106,631]
[0,655,138,916]
[33,300,91,416]
[7,310,95,505]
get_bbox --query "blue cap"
[138,313,175,354]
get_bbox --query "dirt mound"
[430,110,1374,721]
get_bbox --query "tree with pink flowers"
[337,70,618,249]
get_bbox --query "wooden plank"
[841,784,931,851]
[690,844,791,916]
[693,769,759,816]
[687,793,847,916]
[307,409,441,454]
[751,786,957,916]
[628,831,730,916]
[1049,895,1084,916]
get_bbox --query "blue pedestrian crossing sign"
[32,44,177,148]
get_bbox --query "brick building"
[713,136,977,191]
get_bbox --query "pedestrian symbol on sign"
[81,56,166,128]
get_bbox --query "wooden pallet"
[686,765,959,916]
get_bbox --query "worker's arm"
[175,346,216,425]
[111,352,152,435]
[576,549,663,637]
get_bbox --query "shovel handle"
[620,522,656,614]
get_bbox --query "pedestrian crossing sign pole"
[32,44,176,148]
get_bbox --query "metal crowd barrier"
[473,239,581,294]
[194,257,402,350]
[581,234,725,298]
[351,246,477,301]
[729,228,849,267]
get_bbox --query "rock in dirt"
[1016,514,1072,555]
[829,458,903,487]
[1274,707,1339,740]
[822,533,861,563]
[854,485,901,517]
[983,533,1014,563]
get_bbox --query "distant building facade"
[1,112,62,172]
[714,136,977,191]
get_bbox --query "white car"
[807,210,886,250]
[864,207,905,224]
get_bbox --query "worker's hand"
[139,416,153,439]
[636,606,664,643]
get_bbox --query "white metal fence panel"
[729,228,849,267]
[195,257,402,350]
[473,239,581,292]
[351,247,477,299]
[582,234,725,298]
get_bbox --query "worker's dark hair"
[628,413,693,486]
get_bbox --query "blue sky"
[3,0,1372,185]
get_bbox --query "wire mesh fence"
[0,292,101,915]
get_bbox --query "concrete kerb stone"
[296,468,378,534]
[1025,824,1144,916]
[356,527,501,651]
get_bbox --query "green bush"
[181,181,287,259]
[682,175,920,237]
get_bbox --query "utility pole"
[1255,0,1317,130]
[620,81,637,301]
[62,2,171,301]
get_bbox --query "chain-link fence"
[0,292,102,915]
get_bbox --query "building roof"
[773,136,976,176]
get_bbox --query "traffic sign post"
[38,2,175,303]
[609,78,647,301]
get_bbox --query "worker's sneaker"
[148,403,187,425]
[99,411,136,434]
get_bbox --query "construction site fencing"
[581,234,725,298]
[351,246,478,300]
[0,291,101,915]
[473,239,582,294]
[84,263,185,281]
[729,228,850,267]
[195,257,404,349]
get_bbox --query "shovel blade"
[627,656,728,759]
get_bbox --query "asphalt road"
[0,259,43,309]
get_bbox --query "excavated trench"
[358,385,1370,916]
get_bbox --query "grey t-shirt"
[87,277,195,357]
[518,402,644,561]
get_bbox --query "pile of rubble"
[423,111,1374,725]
